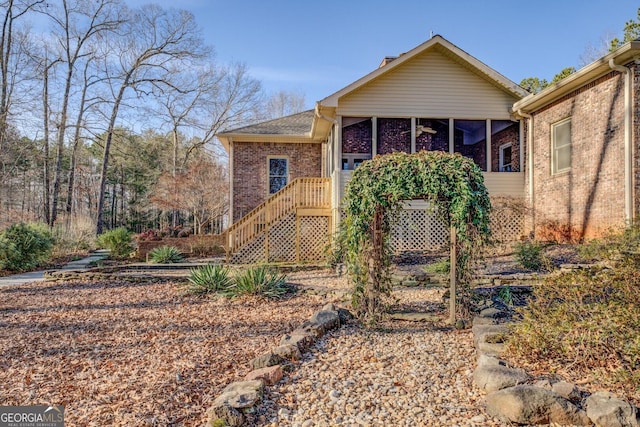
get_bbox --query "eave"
[514,40,640,114]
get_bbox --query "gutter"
[608,59,634,224]
[517,110,534,207]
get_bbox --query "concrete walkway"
[0,250,109,286]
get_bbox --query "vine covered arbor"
[340,151,492,324]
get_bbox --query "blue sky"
[131,0,638,108]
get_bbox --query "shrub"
[184,264,232,295]
[136,229,162,242]
[96,227,134,259]
[0,222,54,272]
[514,240,551,271]
[148,246,184,263]
[423,258,450,274]
[223,265,290,299]
[507,265,640,400]
[578,223,640,267]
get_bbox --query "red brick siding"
[416,118,449,152]
[232,142,322,222]
[531,70,626,239]
[342,119,372,153]
[377,118,411,154]
[490,123,520,172]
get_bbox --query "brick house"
[513,40,640,239]
[217,35,529,262]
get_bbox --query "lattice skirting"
[229,214,330,264]
[230,198,526,263]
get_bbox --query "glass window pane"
[269,176,287,193]
[552,119,571,173]
[269,158,288,177]
[556,145,571,171]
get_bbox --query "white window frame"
[267,156,289,194]
[499,142,513,172]
[551,117,571,174]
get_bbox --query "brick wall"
[232,141,322,222]
[416,119,449,152]
[342,119,372,153]
[377,118,411,154]
[490,123,520,172]
[530,70,627,239]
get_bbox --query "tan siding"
[483,172,525,197]
[336,49,518,118]
[339,171,523,202]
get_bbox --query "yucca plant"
[184,264,233,295]
[223,265,290,299]
[96,227,134,259]
[148,245,184,263]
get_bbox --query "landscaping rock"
[250,352,283,370]
[479,307,507,319]
[206,402,244,427]
[473,365,528,392]
[552,381,582,403]
[477,340,505,357]
[472,315,497,326]
[279,329,316,351]
[486,385,591,426]
[213,380,265,409]
[471,323,509,346]
[309,309,340,333]
[476,354,504,367]
[271,344,302,361]
[244,365,283,386]
[586,391,640,427]
[336,308,353,324]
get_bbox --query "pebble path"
[256,288,507,426]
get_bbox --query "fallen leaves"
[0,279,318,426]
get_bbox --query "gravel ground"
[252,273,506,427]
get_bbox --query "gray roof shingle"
[220,110,314,136]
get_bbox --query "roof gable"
[319,35,528,108]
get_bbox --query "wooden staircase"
[226,177,331,262]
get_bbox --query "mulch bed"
[0,279,318,426]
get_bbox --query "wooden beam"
[449,226,457,325]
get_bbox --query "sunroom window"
[268,157,288,194]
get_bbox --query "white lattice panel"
[490,199,526,243]
[390,208,448,253]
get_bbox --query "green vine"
[339,151,492,324]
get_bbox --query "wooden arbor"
[340,151,491,324]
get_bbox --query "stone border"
[206,303,352,426]
[471,308,640,426]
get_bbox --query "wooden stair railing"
[226,177,330,255]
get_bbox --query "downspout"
[517,110,534,207]
[608,59,633,224]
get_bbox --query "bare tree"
[94,4,208,234]
[181,62,262,166]
[0,0,43,163]
[42,0,123,226]
[264,89,306,119]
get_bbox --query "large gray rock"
[309,309,340,333]
[477,340,505,357]
[586,391,639,427]
[250,352,283,370]
[280,327,316,351]
[552,381,582,403]
[271,344,302,361]
[486,385,591,426]
[471,323,509,344]
[213,380,265,409]
[473,364,528,392]
[206,402,244,426]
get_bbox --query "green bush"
[0,222,54,272]
[148,246,184,263]
[185,264,233,295]
[223,265,290,299]
[507,265,640,400]
[514,240,551,271]
[96,227,134,259]
[423,258,450,274]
